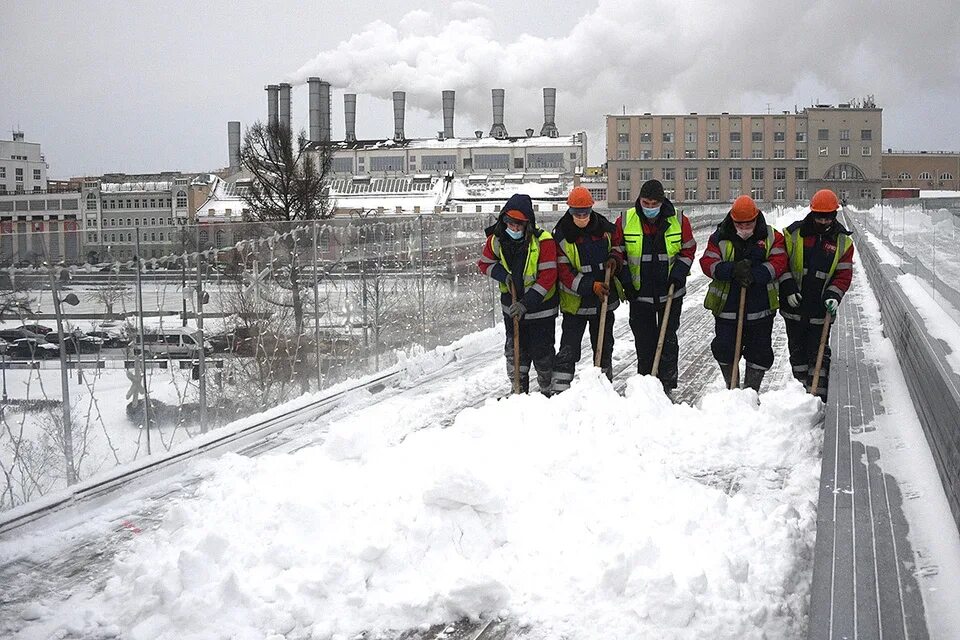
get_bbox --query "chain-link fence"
[847,198,960,324]
[0,204,747,512]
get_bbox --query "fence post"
[134,228,152,455]
[196,251,207,433]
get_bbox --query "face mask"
[505,227,524,240]
[641,205,661,219]
[736,225,755,239]
[573,214,590,228]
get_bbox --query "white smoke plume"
[291,0,960,156]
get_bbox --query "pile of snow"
[32,369,823,639]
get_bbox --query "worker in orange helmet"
[778,189,855,400]
[700,195,788,391]
[551,186,624,392]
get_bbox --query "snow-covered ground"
[4,365,824,640]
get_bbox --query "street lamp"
[48,267,80,486]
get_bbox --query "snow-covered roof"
[307,133,585,153]
[99,181,174,193]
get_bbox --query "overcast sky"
[3,0,958,178]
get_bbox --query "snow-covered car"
[7,338,59,360]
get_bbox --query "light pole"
[47,267,80,486]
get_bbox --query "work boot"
[602,365,613,382]
[743,367,765,392]
[718,362,734,388]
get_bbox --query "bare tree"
[239,121,334,391]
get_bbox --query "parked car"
[7,338,59,360]
[45,333,104,354]
[133,328,212,358]
[86,330,128,348]
[17,324,53,335]
[0,328,45,342]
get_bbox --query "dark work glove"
[824,298,839,317]
[732,259,753,286]
[592,281,610,299]
[507,301,527,319]
[605,257,619,274]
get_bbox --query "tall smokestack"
[540,87,559,138]
[489,88,508,139]
[442,90,455,139]
[308,77,323,142]
[227,121,241,170]
[392,91,406,142]
[278,82,291,131]
[344,93,357,143]
[266,84,279,126]
[319,81,331,142]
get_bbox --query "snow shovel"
[809,312,832,395]
[594,269,614,368]
[509,281,521,395]
[651,283,676,377]
[730,287,748,389]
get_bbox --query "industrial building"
[605,99,884,209]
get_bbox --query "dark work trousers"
[628,298,683,391]
[552,311,616,393]
[784,317,832,400]
[711,315,775,370]
[503,314,556,394]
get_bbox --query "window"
[640,132,652,142]
[919,171,933,180]
[751,149,764,159]
[796,186,806,201]
[685,132,697,143]
[707,186,720,200]
[796,132,807,142]
[662,168,675,181]
[796,167,808,180]
[176,191,187,208]
[751,167,764,181]
[773,149,785,159]
[775,187,785,200]
[371,155,407,171]
[730,131,741,142]
[86,193,97,210]
[818,129,829,141]
[839,129,850,140]
[617,133,629,143]
[729,148,741,158]
[150,217,157,226]
[149,198,156,208]
[729,187,741,201]
[684,167,698,180]
[860,189,873,199]
[640,150,652,160]
[684,150,696,158]
[134,199,140,208]
[839,146,849,156]
[639,168,653,180]
[707,132,719,142]
[898,172,911,180]
[474,154,510,170]
[110,218,116,226]
[661,149,674,159]
[773,167,786,180]
[706,167,720,180]
[861,129,872,141]
[861,146,872,156]
[33,169,41,180]
[684,187,698,200]
[729,167,742,180]
[617,168,631,181]
[818,146,829,156]
[751,131,763,142]
[617,187,631,201]
[515,158,525,168]
[0,167,4,178]
[15,168,23,181]
[617,150,630,160]
[795,148,807,159]
[751,187,764,200]
[662,132,674,143]
[707,149,719,159]
[941,173,954,180]
[774,131,785,142]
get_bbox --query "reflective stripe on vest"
[703,228,779,315]
[492,230,557,301]
[783,228,853,298]
[622,208,683,290]
[558,235,623,314]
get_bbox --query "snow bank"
[37,368,822,640]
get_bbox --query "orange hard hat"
[730,195,759,222]
[567,186,594,209]
[810,189,840,213]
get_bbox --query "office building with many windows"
[606,100,883,209]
